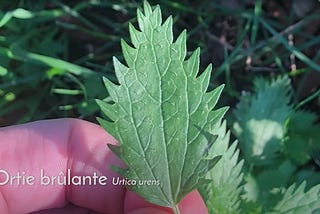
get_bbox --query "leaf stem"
[173,205,181,214]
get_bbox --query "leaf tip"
[143,0,153,15]
[108,143,121,156]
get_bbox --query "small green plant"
[97,1,226,212]
[98,2,320,214]
[233,75,320,213]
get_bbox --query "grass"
[1,1,319,126]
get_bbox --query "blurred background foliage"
[0,0,319,212]
[0,0,319,125]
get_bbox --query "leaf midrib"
[150,22,173,205]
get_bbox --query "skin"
[0,119,208,214]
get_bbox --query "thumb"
[128,208,170,214]
[125,190,208,214]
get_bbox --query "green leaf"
[295,170,320,190]
[245,160,296,210]
[233,75,292,165]
[0,65,8,76]
[12,8,34,19]
[267,182,320,214]
[0,8,34,28]
[201,120,244,214]
[97,1,226,209]
[9,44,95,76]
[283,110,320,165]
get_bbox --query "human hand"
[0,119,208,214]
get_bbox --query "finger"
[177,190,208,214]
[0,119,125,214]
[30,204,103,214]
[124,189,208,214]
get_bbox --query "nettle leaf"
[267,182,320,214]
[283,110,320,165]
[97,1,226,209]
[233,75,292,165]
[243,160,296,210]
[201,120,244,214]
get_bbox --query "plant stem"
[173,205,181,214]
